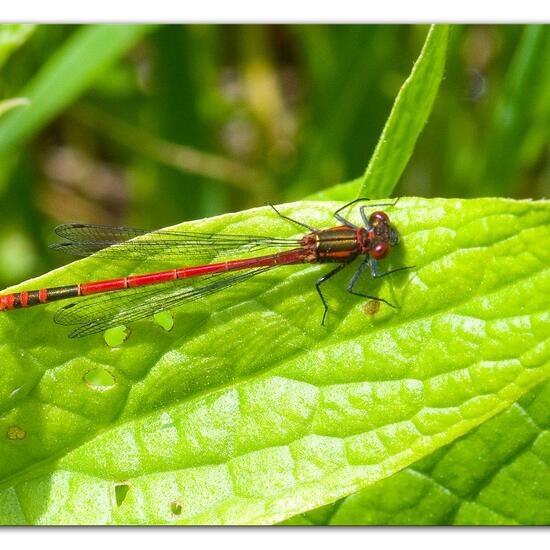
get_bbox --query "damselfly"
[0,199,412,338]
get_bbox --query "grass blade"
[359,25,449,199]
[483,25,550,195]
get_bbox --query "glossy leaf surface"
[0,197,548,524]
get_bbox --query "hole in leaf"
[154,311,174,332]
[170,501,182,516]
[115,483,130,507]
[104,325,130,347]
[6,425,26,440]
[83,367,116,390]
[363,300,381,316]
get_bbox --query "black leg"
[347,256,369,294]
[315,258,356,325]
[333,198,369,228]
[369,258,415,280]
[359,197,401,226]
[334,197,401,228]
[269,204,317,232]
[347,257,398,309]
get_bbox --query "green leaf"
[0,24,153,158]
[286,378,550,525]
[359,25,449,199]
[0,24,35,69]
[0,197,549,524]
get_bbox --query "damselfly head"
[367,210,399,259]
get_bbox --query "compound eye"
[372,241,390,259]
[370,211,389,224]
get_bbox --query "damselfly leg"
[334,197,401,228]
[268,204,318,232]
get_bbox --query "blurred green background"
[0,24,548,289]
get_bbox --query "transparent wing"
[54,266,274,338]
[51,223,299,260]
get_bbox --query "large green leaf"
[285,378,550,525]
[359,25,449,198]
[0,197,548,524]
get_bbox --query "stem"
[69,102,271,193]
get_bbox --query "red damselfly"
[0,199,412,338]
